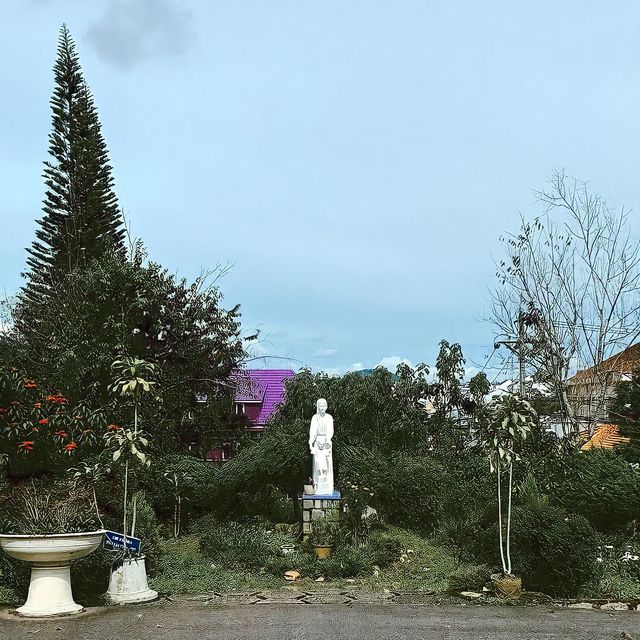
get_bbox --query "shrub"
[376,455,443,532]
[195,516,294,571]
[1,478,99,535]
[551,450,640,533]
[0,551,29,604]
[475,490,600,597]
[309,519,339,547]
[263,552,317,578]
[366,529,402,568]
[316,546,373,578]
[447,564,491,592]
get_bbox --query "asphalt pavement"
[1,602,639,640]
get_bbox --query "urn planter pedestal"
[0,530,105,618]
[106,555,157,604]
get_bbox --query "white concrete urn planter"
[106,555,157,604]
[0,530,105,617]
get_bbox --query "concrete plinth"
[299,491,341,540]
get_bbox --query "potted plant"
[104,357,157,604]
[309,519,337,559]
[303,476,315,495]
[0,366,109,617]
[478,394,536,598]
[0,479,105,617]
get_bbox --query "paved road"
[1,602,639,640]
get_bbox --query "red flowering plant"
[0,360,108,476]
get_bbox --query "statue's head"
[316,398,328,416]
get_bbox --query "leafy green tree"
[6,248,246,452]
[478,394,537,578]
[468,372,490,405]
[434,340,465,416]
[23,24,125,302]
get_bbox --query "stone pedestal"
[300,491,341,539]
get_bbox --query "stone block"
[311,509,324,521]
[302,522,311,534]
[303,500,313,509]
[303,510,310,522]
[314,500,322,508]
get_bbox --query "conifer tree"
[23,24,125,300]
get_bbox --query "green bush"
[263,552,317,577]
[366,529,402,568]
[476,497,600,597]
[447,564,491,592]
[376,455,443,533]
[194,516,294,570]
[71,548,113,602]
[0,552,29,604]
[315,546,373,578]
[551,450,640,533]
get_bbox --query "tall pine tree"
[23,25,125,300]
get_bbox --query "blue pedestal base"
[300,490,340,500]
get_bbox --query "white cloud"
[377,356,414,372]
[314,348,338,357]
[464,366,479,379]
[318,366,344,377]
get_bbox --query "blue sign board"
[102,530,141,554]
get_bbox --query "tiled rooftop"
[234,369,295,426]
[580,423,631,451]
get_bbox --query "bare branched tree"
[492,170,640,434]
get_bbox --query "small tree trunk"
[123,459,129,554]
[130,493,138,538]
[93,486,104,529]
[496,466,507,575]
[506,462,514,575]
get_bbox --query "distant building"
[205,369,295,463]
[566,343,640,423]
[233,369,295,432]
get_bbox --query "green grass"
[150,537,283,594]
[581,572,640,601]
[150,527,487,595]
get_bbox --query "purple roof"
[234,369,295,426]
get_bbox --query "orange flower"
[24,380,37,389]
[33,402,42,409]
[38,418,49,425]
[32,427,40,433]
[64,442,77,453]
[54,430,68,438]
[18,441,34,451]
[45,394,67,404]
[107,424,121,431]
[0,408,7,414]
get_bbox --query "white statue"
[309,398,334,495]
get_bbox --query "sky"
[2,1,640,379]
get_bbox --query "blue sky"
[2,1,640,378]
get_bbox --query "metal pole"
[518,312,526,398]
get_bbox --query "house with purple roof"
[205,369,294,463]
[234,369,295,431]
